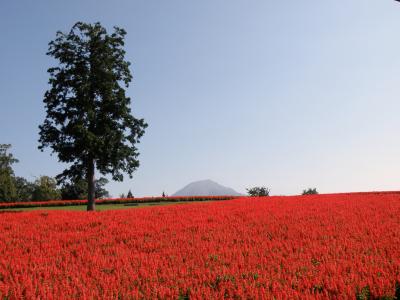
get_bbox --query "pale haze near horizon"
[1,1,400,197]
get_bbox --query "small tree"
[0,144,18,202]
[302,188,318,195]
[14,177,35,202]
[94,178,110,199]
[60,177,109,200]
[127,190,133,198]
[32,176,61,201]
[247,186,270,197]
[38,22,147,211]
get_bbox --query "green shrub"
[302,188,318,195]
[246,187,270,197]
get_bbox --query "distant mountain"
[172,179,242,196]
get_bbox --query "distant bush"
[302,188,318,195]
[247,187,270,197]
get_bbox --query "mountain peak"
[172,179,242,196]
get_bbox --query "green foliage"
[38,22,147,209]
[60,177,110,199]
[0,170,17,202]
[246,186,270,197]
[302,188,318,195]
[356,285,371,300]
[95,178,110,199]
[13,176,35,202]
[355,282,400,300]
[32,176,61,201]
[60,179,87,200]
[0,144,18,202]
[0,144,18,170]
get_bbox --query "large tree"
[39,22,147,211]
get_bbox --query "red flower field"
[0,193,399,299]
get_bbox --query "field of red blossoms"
[0,192,400,299]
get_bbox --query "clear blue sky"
[1,1,400,197]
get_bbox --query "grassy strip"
[0,195,240,209]
[0,201,202,212]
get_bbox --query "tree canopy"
[38,22,147,210]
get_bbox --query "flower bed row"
[0,195,241,209]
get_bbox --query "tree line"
[0,144,110,203]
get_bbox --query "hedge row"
[0,195,241,209]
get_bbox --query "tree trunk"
[87,158,96,211]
